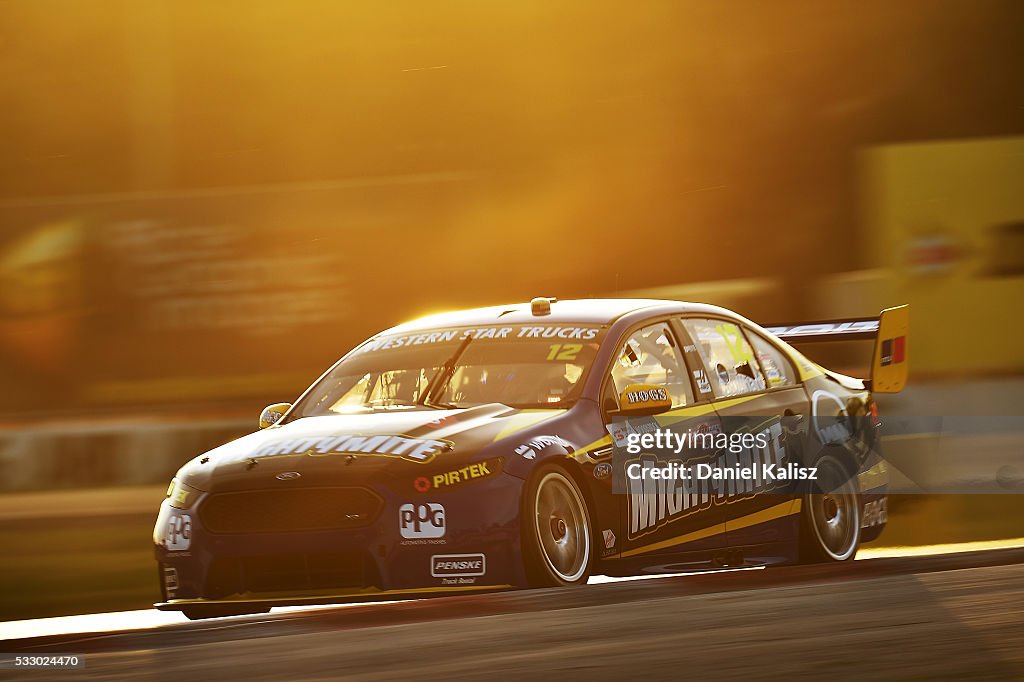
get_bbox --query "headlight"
[165,478,200,509]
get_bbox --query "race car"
[154,298,908,619]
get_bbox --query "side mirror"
[259,403,292,429]
[617,384,672,417]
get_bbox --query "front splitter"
[155,583,514,611]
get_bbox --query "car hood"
[176,403,564,492]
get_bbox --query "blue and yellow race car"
[154,298,908,618]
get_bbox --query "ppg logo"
[166,512,192,551]
[399,502,446,539]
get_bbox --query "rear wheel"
[521,465,594,587]
[800,452,861,563]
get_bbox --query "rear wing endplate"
[765,305,909,393]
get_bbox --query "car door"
[677,317,808,552]
[603,321,729,563]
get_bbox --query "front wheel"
[521,465,594,587]
[799,452,861,563]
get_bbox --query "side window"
[681,318,766,398]
[748,333,797,388]
[609,323,691,407]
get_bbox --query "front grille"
[199,487,383,534]
[205,551,371,597]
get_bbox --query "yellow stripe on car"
[491,410,562,442]
[621,499,801,557]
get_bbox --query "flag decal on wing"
[880,336,906,366]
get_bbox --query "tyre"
[521,465,594,587]
[181,605,270,620]
[799,452,861,563]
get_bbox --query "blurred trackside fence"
[2,264,1022,492]
[5,278,776,492]
[0,418,249,491]
[0,277,785,493]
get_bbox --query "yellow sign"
[861,136,1024,374]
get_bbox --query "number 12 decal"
[547,343,582,361]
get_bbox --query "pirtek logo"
[414,459,500,492]
[431,553,486,577]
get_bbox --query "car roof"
[382,298,741,335]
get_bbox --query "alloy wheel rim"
[807,456,859,560]
[534,472,590,582]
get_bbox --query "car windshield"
[292,324,604,415]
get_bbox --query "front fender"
[500,434,577,480]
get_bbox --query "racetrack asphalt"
[3,546,1024,681]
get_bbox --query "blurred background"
[1,0,1022,619]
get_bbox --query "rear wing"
[765,305,909,393]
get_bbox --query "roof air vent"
[530,297,557,316]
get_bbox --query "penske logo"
[414,458,502,492]
[431,553,486,577]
